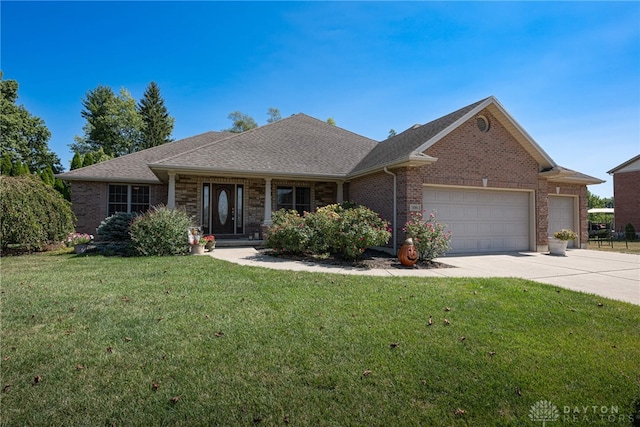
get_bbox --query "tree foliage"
[71,86,144,158]
[225,111,258,133]
[0,72,62,173]
[267,107,282,124]
[0,175,75,252]
[587,190,614,225]
[138,81,174,149]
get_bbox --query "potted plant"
[202,235,216,251]
[66,232,93,254]
[549,229,578,256]
[189,227,205,255]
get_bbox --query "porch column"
[167,172,176,210]
[263,178,273,225]
[336,181,344,203]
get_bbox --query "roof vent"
[411,124,422,129]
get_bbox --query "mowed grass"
[1,252,639,426]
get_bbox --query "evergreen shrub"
[96,212,136,255]
[625,223,636,241]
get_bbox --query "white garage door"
[548,196,575,248]
[423,187,531,253]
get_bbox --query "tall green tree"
[70,152,83,170]
[71,86,143,158]
[137,81,174,149]
[0,72,62,173]
[225,111,258,133]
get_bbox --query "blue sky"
[2,1,638,198]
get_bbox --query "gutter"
[383,167,397,252]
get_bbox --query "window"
[277,186,311,215]
[130,186,150,213]
[108,184,150,216]
[476,115,490,132]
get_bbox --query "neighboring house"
[57,96,604,253]
[607,154,640,234]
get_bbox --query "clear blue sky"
[2,1,638,198]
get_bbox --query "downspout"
[383,167,397,253]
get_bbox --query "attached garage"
[423,186,532,253]
[548,196,577,248]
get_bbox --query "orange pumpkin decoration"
[398,238,419,267]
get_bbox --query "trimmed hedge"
[0,175,75,252]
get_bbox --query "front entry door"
[212,185,235,235]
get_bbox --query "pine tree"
[70,152,83,170]
[1,153,12,175]
[138,82,174,150]
[83,152,95,167]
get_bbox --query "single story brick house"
[607,154,640,234]
[57,96,603,253]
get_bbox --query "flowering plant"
[201,235,215,243]
[66,232,93,247]
[553,229,578,241]
[403,211,451,262]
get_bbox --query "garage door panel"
[548,196,575,248]
[423,187,530,253]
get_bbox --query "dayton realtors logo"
[529,400,635,424]
[529,400,559,425]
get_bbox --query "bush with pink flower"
[402,211,451,262]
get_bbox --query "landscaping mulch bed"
[259,248,453,270]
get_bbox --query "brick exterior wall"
[613,170,640,233]
[348,108,590,251]
[70,181,167,234]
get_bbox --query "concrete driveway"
[208,248,640,305]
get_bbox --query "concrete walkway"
[207,248,640,305]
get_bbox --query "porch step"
[215,239,266,248]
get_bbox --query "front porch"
[168,174,345,240]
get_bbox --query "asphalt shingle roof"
[57,131,233,182]
[56,97,602,185]
[349,98,488,175]
[151,114,378,177]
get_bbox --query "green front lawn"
[1,252,639,426]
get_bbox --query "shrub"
[321,203,391,260]
[267,202,391,261]
[403,211,451,262]
[0,175,75,252]
[625,223,636,241]
[96,212,137,255]
[266,209,310,255]
[129,205,193,256]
